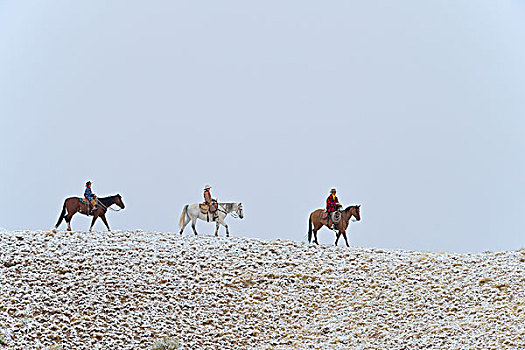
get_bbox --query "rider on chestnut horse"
[55,193,125,232]
[84,181,97,215]
[326,188,342,228]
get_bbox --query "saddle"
[322,210,342,224]
[200,201,218,215]
[79,198,95,215]
[199,203,209,214]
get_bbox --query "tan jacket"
[204,189,212,205]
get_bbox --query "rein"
[97,198,123,212]
[217,203,239,218]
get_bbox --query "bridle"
[350,206,360,222]
[96,197,123,212]
[217,203,242,218]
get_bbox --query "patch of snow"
[0,230,523,349]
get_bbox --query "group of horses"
[54,194,361,247]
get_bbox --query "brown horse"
[308,205,361,247]
[55,194,125,232]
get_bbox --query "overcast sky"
[1,1,524,253]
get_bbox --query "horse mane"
[98,195,117,207]
[220,202,235,212]
[344,205,358,212]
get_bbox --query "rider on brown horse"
[84,181,97,215]
[203,185,218,220]
[326,188,342,228]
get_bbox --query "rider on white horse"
[179,200,244,237]
[203,185,218,220]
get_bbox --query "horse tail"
[55,200,67,228]
[308,213,313,243]
[178,204,189,229]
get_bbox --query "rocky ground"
[0,230,523,349]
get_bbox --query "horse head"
[352,205,361,221]
[344,205,361,222]
[114,194,126,209]
[236,203,244,219]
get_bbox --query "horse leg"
[89,213,99,232]
[312,222,323,245]
[342,232,350,248]
[191,218,198,235]
[215,221,220,236]
[66,212,73,231]
[179,218,188,235]
[210,214,228,237]
[313,229,319,245]
[100,213,111,232]
[335,232,341,246]
[215,216,229,237]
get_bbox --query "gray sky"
[1,1,524,253]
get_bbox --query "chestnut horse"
[55,194,125,232]
[308,205,361,247]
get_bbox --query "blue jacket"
[84,186,94,200]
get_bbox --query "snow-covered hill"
[0,230,523,349]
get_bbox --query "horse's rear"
[308,209,325,244]
[55,197,83,230]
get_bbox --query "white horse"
[179,202,244,237]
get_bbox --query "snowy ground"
[0,230,523,349]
